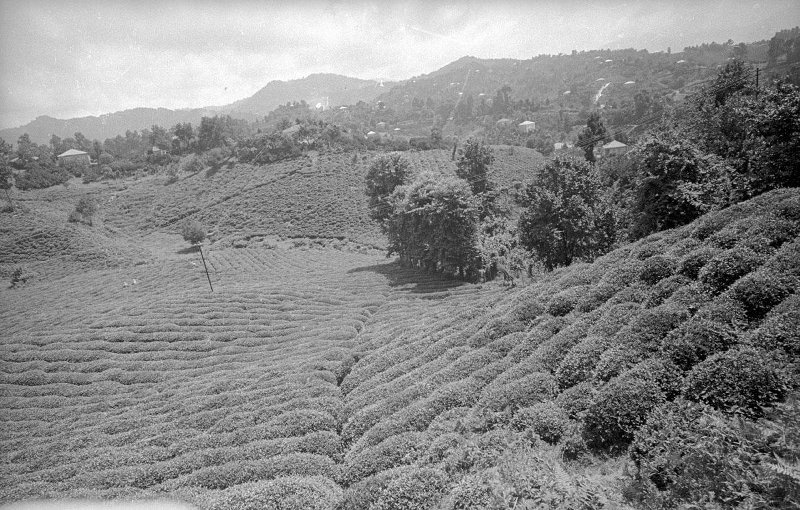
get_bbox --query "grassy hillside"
[2,154,797,508]
[98,146,543,250]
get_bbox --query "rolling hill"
[1,134,798,508]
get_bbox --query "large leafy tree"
[518,155,616,269]
[1,139,13,209]
[365,152,410,229]
[456,138,494,195]
[628,127,725,239]
[577,112,608,162]
[387,172,479,277]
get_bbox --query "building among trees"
[601,140,629,157]
[57,149,90,166]
[518,120,536,133]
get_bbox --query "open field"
[2,152,798,508]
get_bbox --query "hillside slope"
[98,147,544,249]
[2,178,797,508]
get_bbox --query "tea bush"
[546,286,588,317]
[644,274,691,308]
[639,255,677,285]
[698,246,764,294]
[583,374,665,451]
[677,246,720,279]
[209,475,342,510]
[747,294,800,356]
[683,347,789,417]
[660,317,738,370]
[372,466,448,510]
[477,372,557,412]
[511,401,569,444]
[555,335,609,389]
[555,381,596,420]
[728,270,796,322]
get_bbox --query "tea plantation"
[1,154,798,509]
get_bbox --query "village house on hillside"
[518,120,536,133]
[57,149,90,166]
[601,140,629,157]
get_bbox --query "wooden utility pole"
[198,245,214,292]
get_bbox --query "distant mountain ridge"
[222,73,389,118]
[0,108,217,146]
[0,74,390,145]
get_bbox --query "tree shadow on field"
[176,245,201,255]
[348,261,468,295]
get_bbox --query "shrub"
[511,401,569,444]
[67,210,83,223]
[592,344,645,382]
[555,335,608,389]
[639,255,676,285]
[181,220,206,245]
[678,246,719,280]
[210,475,342,510]
[545,285,589,316]
[15,165,70,190]
[622,358,684,399]
[10,266,26,287]
[606,282,650,305]
[583,375,665,451]
[68,197,97,225]
[340,431,429,485]
[614,304,690,353]
[698,247,764,294]
[575,282,621,312]
[728,271,796,322]
[587,302,640,337]
[179,154,204,174]
[744,214,799,249]
[477,372,557,412]
[660,317,738,371]
[644,274,691,308]
[555,381,596,420]
[747,295,800,356]
[372,466,448,510]
[695,295,749,329]
[683,347,789,418]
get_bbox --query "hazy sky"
[0,0,798,128]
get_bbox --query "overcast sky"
[0,0,797,129]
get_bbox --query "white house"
[601,140,628,157]
[518,120,536,134]
[57,149,90,166]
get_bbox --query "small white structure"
[518,120,536,134]
[624,81,636,85]
[554,142,574,151]
[601,140,629,157]
[57,149,90,166]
